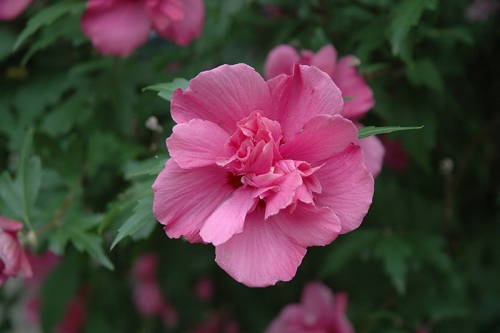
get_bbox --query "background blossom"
[153,63,374,287]
[0,0,34,20]
[0,217,32,286]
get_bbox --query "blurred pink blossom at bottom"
[131,254,178,328]
[264,282,355,333]
[193,312,240,333]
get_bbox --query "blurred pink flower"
[131,254,178,328]
[195,277,214,302]
[381,136,409,171]
[264,44,384,177]
[80,0,205,57]
[0,217,32,286]
[466,0,500,21]
[24,251,60,289]
[0,0,34,21]
[264,282,355,333]
[152,63,374,287]
[55,295,87,333]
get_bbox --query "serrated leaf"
[389,0,437,56]
[374,234,412,294]
[0,172,23,219]
[319,228,380,278]
[124,157,168,180]
[13,2,86,51]
[143,78,189,101]
[40,94,90,137]
[66,226,114,270]
[111,195,155,249]
[406,58,444,92]
[358,125,423,139]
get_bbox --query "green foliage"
[358,126,423,139]
[143,78,190,102]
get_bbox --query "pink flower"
[264,282,355,333]
[0,217,32,286]
[264,44,384,177]
[381,136,409,171]
[152,63,374,287]
[55,295,86,333]
[80,0,204,57]
[0,0,34,21]
[131,254,178,328]
[195,277,214,302]
[466,0,500,21]
[24,251,60,290]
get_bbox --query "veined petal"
[154,0,205,46]
[267,64,344,142]
[171,64,274,133]
[200,187,257,246]
[81,1,151,56]
[167,119,230,169]
[314,145,374,234]
[272,203,341,247]
[152,160,234,242]
[332,55,375,121]
[215,208,306,287]
[279,114,358,163]
[264,45,300,80]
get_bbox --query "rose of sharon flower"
[131,254,178,328]
[81,0,204,57]
[0,0,34,21]
[265,44,385,177]
[152,63,374,287]
[264,282,355,333]
[0,217,32,286]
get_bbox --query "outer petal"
[215,208,306,287]
[200,186,257,246]
[80,1,151,56]
[311,44,337,77]
[0,216,23,232]
[272,203,341,247]
[331,292,356,333]
[267,64,344,142]
[152,160,234,242]
[279,115,358,164]
[314,144,374,234]
[332,55,375,121]
[167,119,230,169]
[0,0,33,20]
[356,129,385,177]
[264,45,300,80]
[171,64,274,134]
[153,0,205,46]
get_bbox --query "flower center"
[217,111,322,217]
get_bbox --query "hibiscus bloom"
[265,44,385,177]
[264,282,355,333]
[80,0,204,57]
[0,0,34,21]
[152,64,374,287]
[0,217,32,286]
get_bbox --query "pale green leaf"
[358,126,423,139]
[374,235,412,294]
[13,2,86,51]
[143,78,190,101]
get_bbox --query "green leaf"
[66,226,114,270]
[406,58,444,92]
[357,126,423,139]
[374,234,412,294]
[143,78,189,101]
[0,172,23,219]
[389,0,438,56]
[111,195,155,249]
[40,94,90,138]
[13,2,86,51]
[319,228,380,278]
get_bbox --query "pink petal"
[332,55,375,121]
[332,292,356,333]
[200,187,257,246]
[264,45,300,80]
[215,208,306,287]
[0,216,23,232]
[80,1,151,57]
[311,44,337,77]
[263,171,302,218]
[171,64,274,134]
[272,203,341,247]
[356,129,385,177]
[152,160,234,242]
[266,64,344,142]
[167,119,230,169]
[279,115,358,164]
[153,0,205,46]
[301,282,335,314]
[314,144,374,234]
[0,0,33,20]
